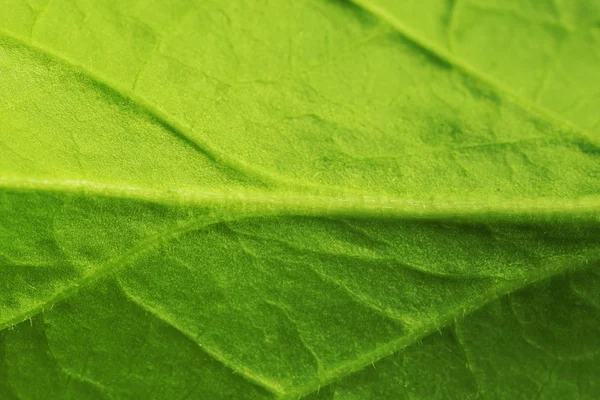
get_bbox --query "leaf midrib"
[2,176,599,220]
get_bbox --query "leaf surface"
[351,0,600,132]
[0,0,599,399]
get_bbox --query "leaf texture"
[0,0,599,399]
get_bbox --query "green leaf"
[0,0,598,399]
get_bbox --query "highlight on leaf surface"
[0,0,599,399]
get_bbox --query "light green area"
[352,0,600,132]
[0,0,598,399]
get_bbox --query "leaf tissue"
[0,0,599,399]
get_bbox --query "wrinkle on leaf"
[263,300,324,377]
[0,200,218,330]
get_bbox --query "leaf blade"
[1,0,599,398]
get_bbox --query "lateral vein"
[119,287,286,397]
[0,217,219,331]
[345,0,600,147]
[282,251,600,399]
[0,31,283,188]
